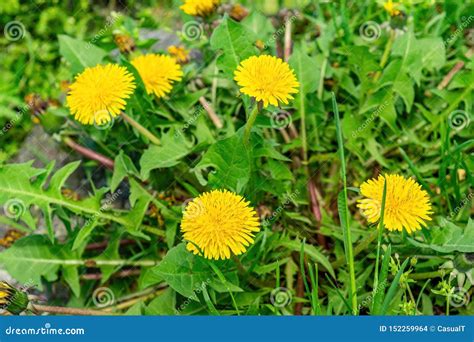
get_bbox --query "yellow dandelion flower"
[383,0,401,16]
[181,189,260,260]
[234,55,299,108]
[180,0,220,16]
[168,45,190,64]
[357,174,432,234]
[0,282,29,315]
[66,64,136,125]
[131,54,183,98]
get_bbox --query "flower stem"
[317,57,328,101]
[408,269,451,280]
[373,28,396,82]
[199,96,223,129]
[101,289,166,313]
[32,304,107,316]
[63,137,115,169]
[122,113,161,145]
[333,93,357,315]
[373,180,388,301]
[244,105,259,144]
[331,230,378,269]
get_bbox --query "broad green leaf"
[208,273,243,293]
[96,229,124,283]
[407,219,474,253]
[125,302,144,315]
[145,288,176,315]
[0,162,149,244]
[58,35,107,75]
[416,37,446,71]
[362,89,399,133]
[0,235,65,290]
[210,15,258,77]
[289,44,320,95]
[111,151,139,192]
[0,161,86,240]
[193,133,251,192]
[264,159,293,180]
[347,46,379,96]
[392,31,445,84]
[241,11,273,39]
[138,268,164,290]
[378,60,414,111]
[139,131,192,180]
[150,243,214,298]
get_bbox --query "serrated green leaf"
[0,235,63,290]
[139,131,192,180]
[407,219,474,253]
[210,15,258,77]
[111,151,139,192]
[58,35,107,75]
[193,133,251,192]
[145,288,176,315]
[150,243,214,298]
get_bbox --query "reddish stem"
[437,47,474,90]
[63,137,114,169]
[199,96,223,129]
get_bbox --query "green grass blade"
[373,178,388,304]
[398,147,434,196]
[371,244,391,314]
[299,240,312,311]
[381,258,410,315]
[325,274,353,314]
[333,92,358,315]
[201,284,220,316]
[308,263,321,315]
